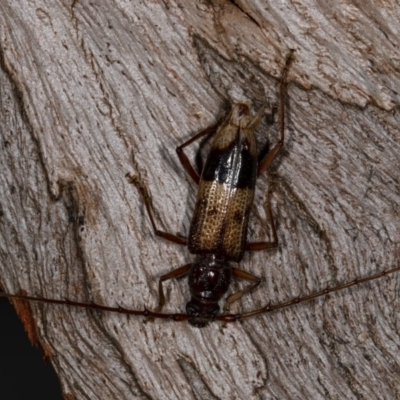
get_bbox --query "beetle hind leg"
[257,50,294,177]
[176,123,219,185]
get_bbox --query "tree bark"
[1,1,399,399]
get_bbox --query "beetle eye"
[186,301,200,316]
[209,304,220,317]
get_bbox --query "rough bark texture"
[1,1,399,399]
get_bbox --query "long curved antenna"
[2,263,399,324]
[217,263,400,322]
[0,292,190,322]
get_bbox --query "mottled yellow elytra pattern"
[189,181,254,261]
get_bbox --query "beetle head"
[186,299,220,328]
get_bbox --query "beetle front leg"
[158,263,192,310]
[223,267,261,312]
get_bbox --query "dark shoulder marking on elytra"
[201,142,257,189]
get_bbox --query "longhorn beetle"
[1,51,400,326]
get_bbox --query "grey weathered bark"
[1,1,399,399]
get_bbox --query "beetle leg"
[223,268,261,312]
[257,139,284,177]
[257,50,294,176]
[127,173,187,245]
[158,263,192,310]
[248,103,270,130]
[245,187,278,251]
[176,123,219,185]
